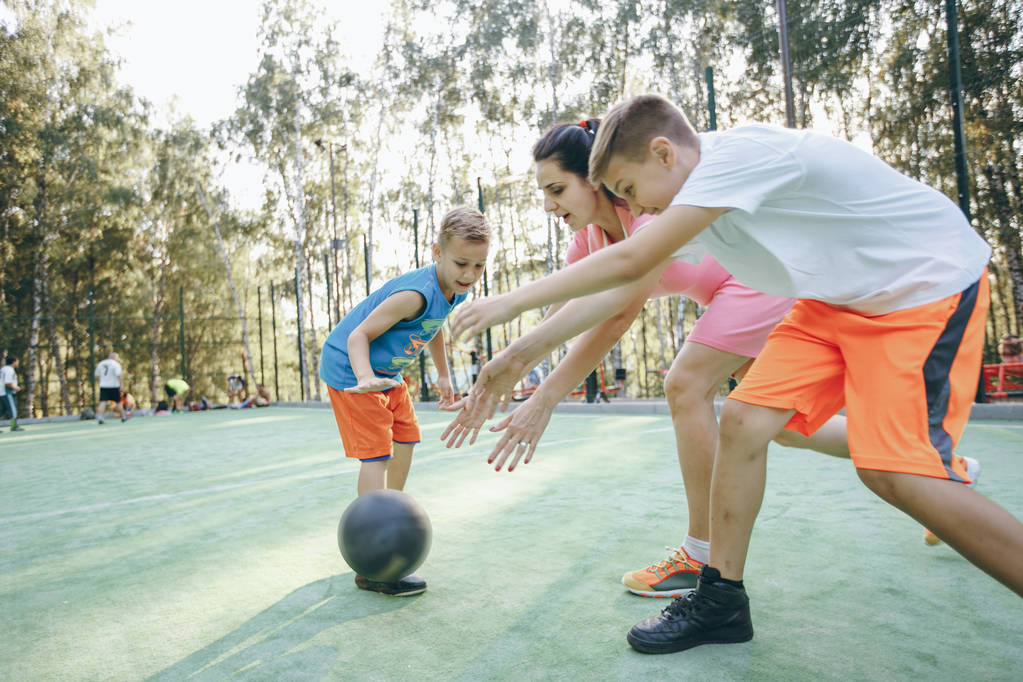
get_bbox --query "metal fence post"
[257,285,265,387]
[178,286,187,381]
[271,282,280,402]
[323,252,332,330]
[294,270,306,401]
[88,284,96,412]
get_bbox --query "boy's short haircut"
[438,206,490,247]
[589,94,699,185]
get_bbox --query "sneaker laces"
[662,590,711,620]
[648,546,701,576]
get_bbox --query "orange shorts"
[327,383,421,461]
[730,274,989,481]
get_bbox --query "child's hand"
[436,376,455,407]
[487,393,555,472]
[439,396,469,411]
[344,376,401,393]
[439,351,524,448]
[451,293,517,342]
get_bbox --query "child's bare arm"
[452,205,723,341]
[426,330,455,406]
[346,290,426,393]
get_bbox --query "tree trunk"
[43,269,72,414]
[37,352,49,417]
[640,305,648,397]
[982,162,1023,327]
[150,256,168,407]
[67,271,82,411]
[366,94,386,292]
[655,298,667,370]
[25,251,43,419]
[306,253,322,401]
[342,145,352,312]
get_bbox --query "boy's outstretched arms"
[451,205,723,341]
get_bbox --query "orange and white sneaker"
[621,546,704,598]
[923,455,981,546]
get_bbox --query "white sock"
[682,535,710,564]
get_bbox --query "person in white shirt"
[94,352,126,424]
[450,94,1022,653]
[0,356,23,432]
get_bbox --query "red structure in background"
[983,362,1023,400]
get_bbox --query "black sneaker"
[627,566,753,654]
[354,573,427,596]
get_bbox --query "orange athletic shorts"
[730,274,989,481]
[327,382,421,461]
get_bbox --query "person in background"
[164,377,190,412]
[0,356,23,432]
[95,352,127,424]
[120,390,136,416]
[227,371,247,404]
[998,333,1023,364]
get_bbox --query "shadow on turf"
[147,572,413,681]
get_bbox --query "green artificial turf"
[1,408,1021,680]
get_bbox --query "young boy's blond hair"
[588,94,700,185]
[438,206,490,247]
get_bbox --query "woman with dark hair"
[443,118,850,596]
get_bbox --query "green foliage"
[2,0,1021,415]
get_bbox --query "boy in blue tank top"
[320,206,490,595]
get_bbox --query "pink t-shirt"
[562,204,796,358]
[564,205,730,304]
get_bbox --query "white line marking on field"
[2,425,674,524]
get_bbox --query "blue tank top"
[319,264,466,390]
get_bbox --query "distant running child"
[320,205,490,596]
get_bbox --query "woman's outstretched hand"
[486,393,555,472]
[439,350,529,448]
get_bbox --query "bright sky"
[89,0,384,129]
[84,1,389,214]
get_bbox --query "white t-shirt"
[671,125,991,315]
[95,358,122,388]
[0,365,15,396]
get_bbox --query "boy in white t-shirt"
[451,94,1023,653]
[0,356,23,432]
[95,352,126,424]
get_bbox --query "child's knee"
[719,399,753,431]
[772,428,801,448]
[718,399,790,451]
[856,467,900,502]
